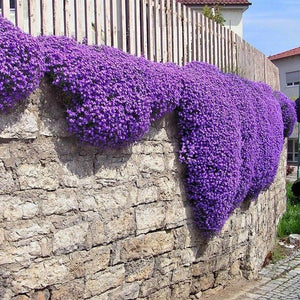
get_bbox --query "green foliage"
[272,240,287,263]
[202,5,226,26]
[277,182,300,237]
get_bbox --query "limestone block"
[139,277,158,297]
[17,163,59,191]
[138,154,165,173]
[172,266,191,283]
[94,186,131,210]
[2,198,38,221]
[0,162,16,194]
[104,209,135,243]
[49,278,85,300]
[78,194,97,212]
[7,221,51,242]
[134,186,158,206]
[88,219,105,247]
[194,273,215,291]
[120,231,174,261]
[69,246,110,277]
[0,110,38,139]
[148,287,172,300]
[107,282,140,300]
[12,259,69,293]
[155,254,178,275]
[135,202,165,234]
[22,202,39,219]
[171,282,191,300]
[214,270,229,287]
[84,264,125,298]
[165,200,188,228]
[125,258,154,282]
[0,228,4,244]
[174,248,196,266]
[32,289,50,300]
[12,296,29,300]
[40,190,78,216]
[53,222,89,254]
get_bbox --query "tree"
[202,5,226,26]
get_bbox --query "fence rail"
[0,0,279,89]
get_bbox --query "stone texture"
[0,83,287,299]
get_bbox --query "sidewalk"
[236,250,300,299]
[203,250,300,300]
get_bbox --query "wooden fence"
[0,0,279,89]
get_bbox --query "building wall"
[187,5,247,37]
[0,80,287,300]
[221,7,245,37]
[272,55,300,99]
[272,56,300,163]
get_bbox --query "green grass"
[277,182,300,238]
[272,240,287,263]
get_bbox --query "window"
[0,0,15,9]
[286,71,300,86]
[288,139,298,163]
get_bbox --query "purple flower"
[0,16,44,112]
[1,19,295,234]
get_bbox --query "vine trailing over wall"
[0,16,296,234]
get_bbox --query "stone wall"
[0,80,286,300]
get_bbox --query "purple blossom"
[274,91,296,137]
[0,16,44,112]
[1,19,296,234]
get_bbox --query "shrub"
[278,182,300,237]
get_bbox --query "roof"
[269,47,300,61]
[177,0,251,5]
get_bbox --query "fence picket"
[135,0,141,56]
[104,0,111,46]
[15,0,24,29]
[111,0,118,48]
[171,0,178,64]
[2,0,278,88]
[141,0,147,58]
[2,0,10,18]
[161,0,167,62]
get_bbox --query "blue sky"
[243,0,300,57]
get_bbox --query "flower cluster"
[0,16,44,112]
[1,18,296,233]
[178,64,286,233]
[38,36,183,148]
[274,91,296,137]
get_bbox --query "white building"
[269,47,300,164]
[177,0,251,38]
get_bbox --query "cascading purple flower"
[1,18,296,233]
[38,36,183,148]
[0,16,44,112]
[274,91,296,137]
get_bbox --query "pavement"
[236,250,300,299]
[204,250,300,300]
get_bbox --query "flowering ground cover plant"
[0,16,44,112]
[0,16,296,234]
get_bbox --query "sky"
[243,0,300,57]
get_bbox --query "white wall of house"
[187,5,248,37]
[221,7,245,37]
[272,55,300,163]
[272,56,300,99]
